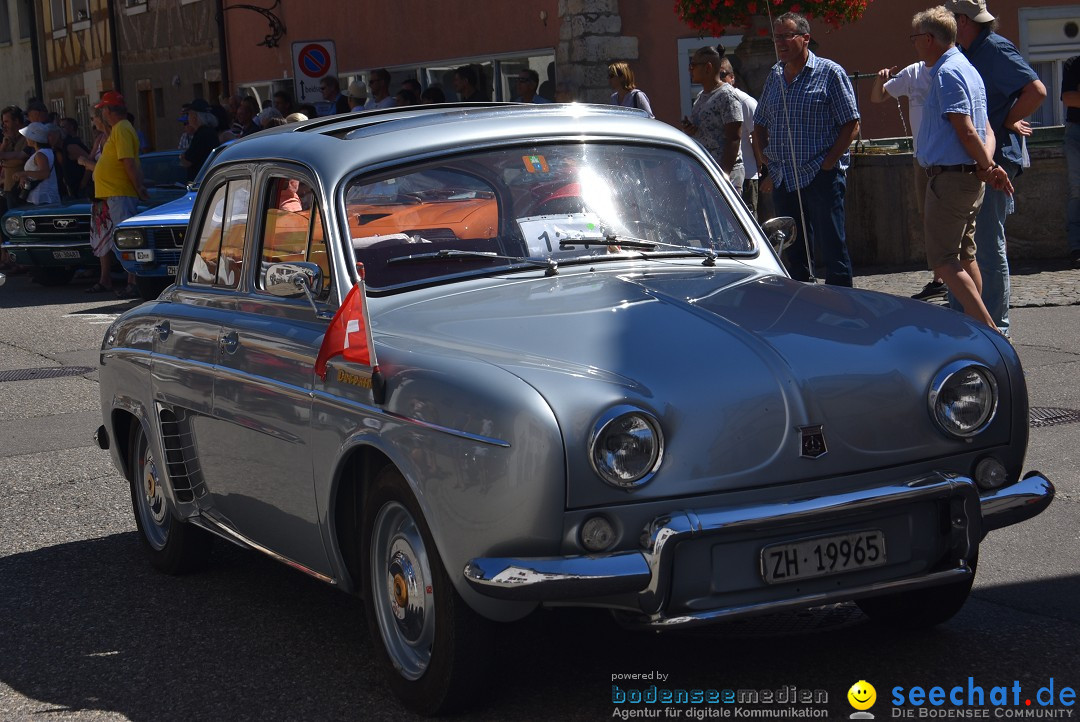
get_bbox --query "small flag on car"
[315,265,377,379]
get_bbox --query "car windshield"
[344,143,754,289]
[141,153,187,189]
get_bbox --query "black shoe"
[912,280,947,301]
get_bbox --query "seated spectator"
[272,90,294,117]
[420,86,446,104]
[346,80,367,111]
[364,69,396,109]
[515,69,550,103]
[394,89,418,107]
[319,75,350,115]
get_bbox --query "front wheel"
[128,422,212,574]
[856,556,977,629]
[362,467,493,715]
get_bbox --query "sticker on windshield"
[522,155,549,173]
[518,213,608,256]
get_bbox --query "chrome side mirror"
[761,217,797,257]
[265,261,323,297]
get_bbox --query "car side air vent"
[358,213,391,225]
[157,407,207,504]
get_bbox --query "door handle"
[154,321,170,341]
[220,331,239,355]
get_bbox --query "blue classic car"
[114,142,234,300]
[94,104,1053,714]
[1,150,186,286]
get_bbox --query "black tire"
[32,266,75,286]
[135,275,171,301]
[128,422,212,574]
[361,467,493,715]
[856,555,977,629]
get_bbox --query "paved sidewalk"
[854,258,1080,308]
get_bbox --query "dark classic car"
[114,142,235,300]
[94,104,1053,714]
[2,150,186,286]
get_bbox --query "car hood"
[375,265,1012,507]
[119,191,196,227]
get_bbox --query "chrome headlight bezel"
[3,216,23,236]
[928,361,998,438]
[23,218,36,233]
[589,406,664,489]
[114,228,147,249]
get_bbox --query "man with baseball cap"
[86,90,149,296]
[943,0,1047,337]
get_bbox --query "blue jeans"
[1067,122,1080,253]
[949,158,1017,336]
[773,168,853,286]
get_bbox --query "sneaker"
[912,280,947,301]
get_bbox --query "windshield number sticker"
[518,213,605,256]
[522,155,549,173]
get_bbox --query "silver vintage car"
[95,104,1053,714]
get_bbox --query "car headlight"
[928,361,998,438]
[589,407,663,489]
[3,216,23,236]
[115,229,146,248]
[23,218,35,233]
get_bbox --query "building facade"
[0,0,40,111]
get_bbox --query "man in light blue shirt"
[912,6,1011,328]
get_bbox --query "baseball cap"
[944,0,995,23]
[183,98,211,112]
[94,90,126,109]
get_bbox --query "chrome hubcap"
[371,501,435,680]
[136,444,170,549]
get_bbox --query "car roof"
[209,103,697,182]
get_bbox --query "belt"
[925,164,978,177]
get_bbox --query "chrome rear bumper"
[463,472,1052,626]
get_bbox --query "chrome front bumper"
[463,471,1053,627]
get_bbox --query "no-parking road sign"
[292,40,339,111]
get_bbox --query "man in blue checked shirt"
[753,12,860,287]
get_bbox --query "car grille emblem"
[799,425,827,459]
[53,218,75,229]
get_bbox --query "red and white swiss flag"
[315,268,376,379]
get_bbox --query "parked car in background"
[94,104,1052,714]
[1,151,186,286]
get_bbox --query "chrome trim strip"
[633,567,973,629]
[313,390,512,448]
[191,515,338,585]
[980,472,1054,534]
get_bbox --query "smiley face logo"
[847,680,876,711]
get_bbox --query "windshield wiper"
[558,233,722,266]
[386,248,559,276]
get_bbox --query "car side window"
[257,176,332,299]
[190,178,250,288]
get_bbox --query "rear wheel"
[362,467,493,715]
[128,422,212,574]
[856,556,977,629]
[32,266,75,286]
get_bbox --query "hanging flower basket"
[674,0,873,37]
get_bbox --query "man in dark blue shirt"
[1063,55,1080,267]
[944,0,1046,337]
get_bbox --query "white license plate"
[166,265,178,276]
[52,250,80,259]
[761,529,886,584]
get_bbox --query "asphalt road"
[1,272,1078,721]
